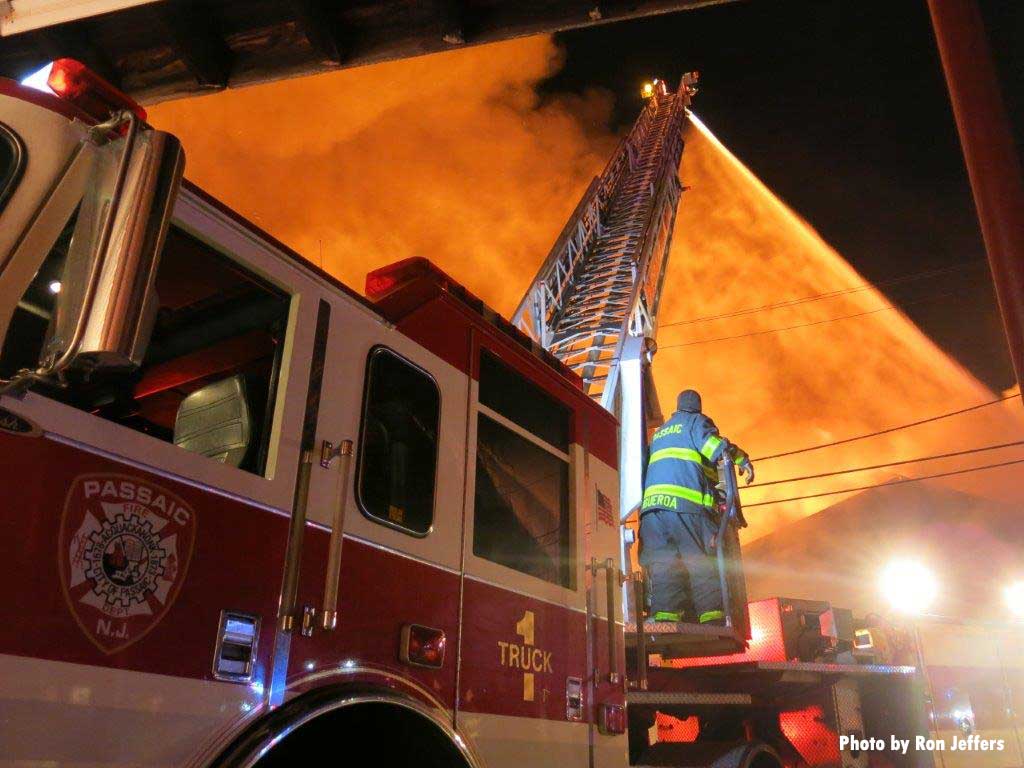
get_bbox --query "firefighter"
[639,389,754,625]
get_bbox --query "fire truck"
[0,60,1020,768]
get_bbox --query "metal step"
[626,621,747,659]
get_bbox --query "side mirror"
[41,116,184,374]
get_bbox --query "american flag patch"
[596,490,615,527]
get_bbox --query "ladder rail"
[511,94,663,346]
[564,129,686,405]
[514,76,695,403]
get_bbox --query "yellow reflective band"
[642,484,715,509]
[700,435,722,460]
[653,611,683,622]
[649,447,703,464]
[699,610,725,624]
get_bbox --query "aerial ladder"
[512,74,749,654]
[513,77,923,768]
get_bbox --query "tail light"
[47,59,147,123]
[400,624,446,668]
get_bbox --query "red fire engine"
[1,60,1021,768]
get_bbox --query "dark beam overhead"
[291,0,344,64]
[439,0,468,45]
[155,2,232,89]
[0,0,734,104]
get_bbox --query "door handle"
[320,439,353,631]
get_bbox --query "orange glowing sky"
[149,36,1024,541]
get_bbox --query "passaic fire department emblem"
[59,474,197,654]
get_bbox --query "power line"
[752,393,1021,462]
[657,290,955,351]
[741,456,1024,508]
[660,259,986,328]
[749,439,1024,487]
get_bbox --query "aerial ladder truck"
[0,54,1012,768]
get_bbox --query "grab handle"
[320,439,353,631]
[590,558,622,685]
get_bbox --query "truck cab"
[0,62,626,768]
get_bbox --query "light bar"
[46,58,147,122]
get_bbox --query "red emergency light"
[365,257,455,301]
[365,257,584,388]
[46,58,147,123]
[400,623,446,669]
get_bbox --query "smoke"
[149,37,1024,543]
[148,37,616,308]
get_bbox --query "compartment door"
[458,344,590,767]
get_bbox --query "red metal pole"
[927,0,1024,397]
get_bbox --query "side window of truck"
[356,346,441,536]
[472,351,574,589]
[0,223,290,477]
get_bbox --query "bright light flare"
[641,81,655,99]
[1005,581,1024,618]
[880,559,938,614]
[20,62,54,93]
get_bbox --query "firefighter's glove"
[737,459,755,485]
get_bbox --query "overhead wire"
[657,289,956,350]
[741,456,1024,508]
[751,393,1021,461]
[748,438,1024,487]
[659,259,986,328]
